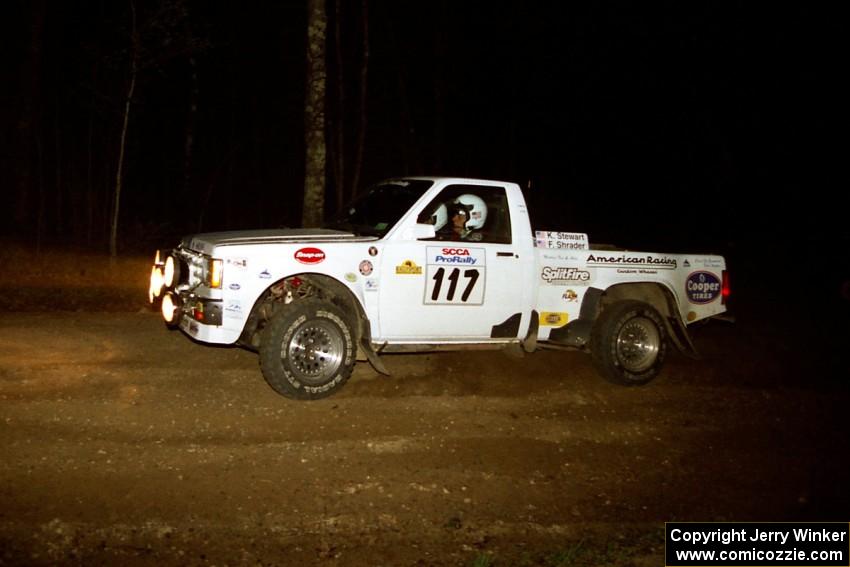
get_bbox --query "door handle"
[496,252,517,258]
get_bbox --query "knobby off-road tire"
[259,300,356,400]
[591,300,667,386]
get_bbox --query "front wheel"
[259,300,356,400]
[591,300,667,386]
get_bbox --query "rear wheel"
[259,300,356,400]
[591,300,667,386]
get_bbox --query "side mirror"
[403,223,436,240]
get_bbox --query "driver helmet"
[452,194,487,230]
[428,203,448,231]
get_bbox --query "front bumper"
[177,313,241,344]
[149,248,237,344]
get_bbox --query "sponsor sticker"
[365,278,379,291]
[692,256,724,269]
[424,249,486,305]
[540,312,569,327]
[686,271,722,304]
[224,300,243,318]
[226,257,247,269]
[541,266,592,285]
[427,246,486,267]
[368,246,378,257]
[359,260,373,276]
[259,269,272,279]
[396,260,422,275]
[563,289,578,302]
[344,272,357,283]
[294,247,325,265]
[228,283,241,291]
[586,253,677,270]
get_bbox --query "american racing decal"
[541,266,592,285]
[425,247,485,305]
[427,246,486,266]
[586,253,677,270]
[294,247,325,265]
[686,271,721,304]
[540,312,569,327]
[396,260,422,275]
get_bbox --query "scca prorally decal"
[294,247,325,264]
[686,271,721,304]
[427,246,486,266]
[586,253,677,269]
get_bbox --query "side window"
[415,185,512,244]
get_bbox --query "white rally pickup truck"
[149,177,729,399]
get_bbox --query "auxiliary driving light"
[149,266,164,302]
[164,255,180,288]
[161,292,180,325]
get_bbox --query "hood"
[180,228,375,255]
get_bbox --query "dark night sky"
[1,1,845,262]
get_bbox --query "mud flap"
[667,316,701,360]
[521,310,539,353]
[362,337,390,375]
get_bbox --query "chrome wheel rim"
[286,320,344,384]
[615,316,660,373]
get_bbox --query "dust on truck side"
[148,177,730,400]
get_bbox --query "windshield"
[323,180,434,237]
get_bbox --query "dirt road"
[1,306,848,566]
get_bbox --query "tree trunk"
[54,90,63,237]
[35,138,45,255]
[110,0,138,259]
[302,0,327,228]
[86,71,95,247]
[183,56,199,197]
[13,0,46,235]
[350,0,369,198]
[332,0,345,212]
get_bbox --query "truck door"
[377,183,531,341]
